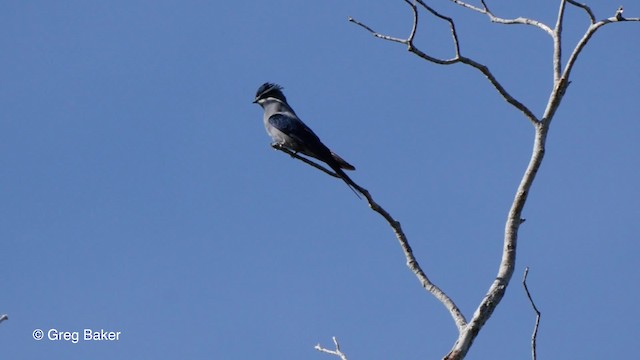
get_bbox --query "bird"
[253,82,362,197]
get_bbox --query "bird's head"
[253,82,287,105]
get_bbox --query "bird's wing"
[267,113,325,151]
[269,114,361,197]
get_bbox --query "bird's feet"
[271,142,299,155]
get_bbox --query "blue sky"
[1,1,638,359]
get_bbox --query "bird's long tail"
[331,165,363,199]
[331,152,356,171]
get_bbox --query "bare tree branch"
[457,56,540,125]
[271,143,468,332]
[559,7,639,104]
[414,1,462,57]
[348,1,640,359]
[315,337,349,360]
[420,0,543,124]
[270,144,364,198]
[416,1,540,123]
[350,1,540,124]
[358,183,468,333]
[553,1,568,82]
[448,0,554,35]
[523,267,541,360]
[347,16,410,46]
[566,0,596,24]
[270,143,339,179]
[446,120,547,360]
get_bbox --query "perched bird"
[253,82,361,196]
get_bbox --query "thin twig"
[415,0,461,57]
[348,15,457,65]
[270,143,338,178]
[458,56,539,124]
[404,0,419,46]
[270,144,362,198]
[315,337,348,360]
[553,0,568,82]
[448,0,554,35]
[566,0,596,24]
[523,267,541,360]
[347,17,409,45]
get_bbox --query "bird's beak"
[252,98,258,104]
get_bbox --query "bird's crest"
[254,82,287,102]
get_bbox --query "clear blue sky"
[1,1,638,359]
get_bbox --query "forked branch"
[315,337,349,360]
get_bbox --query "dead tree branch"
[350,1,540,125]
[523,267,541,360]
[348,1,639,359]
[448,0,554,35]
[358,181,468,333]
[315,337,349,360]
[566,0,596,23]
[272,142,468,332]
[270,143,339,179]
